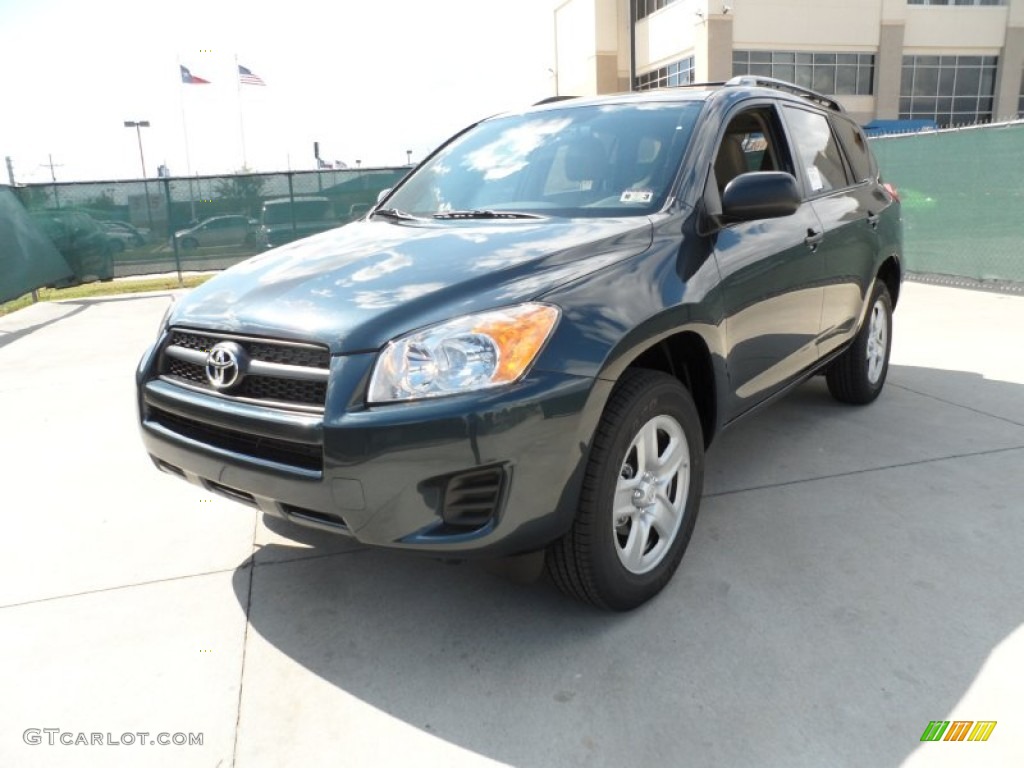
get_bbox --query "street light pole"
[124,120,155,236]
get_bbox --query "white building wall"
[729,0,882,49]
[636,0,700,70]
[554,0,599,94]
[903,5,1008,51]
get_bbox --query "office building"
[553,0,1024,125]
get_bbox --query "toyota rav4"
[137,77,902,610]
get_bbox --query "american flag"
[238,65,266,86]
[180,65,211,84]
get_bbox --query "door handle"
[805,228,823,251]
[867,211,880,230]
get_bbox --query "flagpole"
[236,54,248,170]
[177,57,197,223]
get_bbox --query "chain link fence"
[6,123,1024,298]
[11,167,409,284]
[870,121,1024,286]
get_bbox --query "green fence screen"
[0,185,72,304]
[870,122,1024,284]
[6,123,1024,301]
[10,167,409,288]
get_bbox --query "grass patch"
[0,275,213,318]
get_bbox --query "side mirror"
[721,172,801,222]
[376,188,392,204]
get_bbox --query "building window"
[900,55,998,126]
[634,0,680,23]
[732,51,875,96]
[635,56,696,90]
[907,1,1006,6]
[1018,68,1024,117]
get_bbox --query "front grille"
[149,407,322,472]
[168,358,206,385]
[158,328,330,410]
[242,375,327,405]
[171,331,329,369]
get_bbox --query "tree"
[214,167,267,203]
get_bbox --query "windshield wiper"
[432,209,543,220]
[372,207,418,221]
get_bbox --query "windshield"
[386,101,702,218]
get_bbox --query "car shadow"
[231,365,1024,766]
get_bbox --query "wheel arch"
[877,255,902,308]
[610,329,719,449]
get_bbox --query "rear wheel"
[546,369,704,610]
[826,281,892,404]
[180,237,198,251]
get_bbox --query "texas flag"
[180,65,211,84]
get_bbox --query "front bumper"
[138,342,609,557]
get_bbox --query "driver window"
[713,108,788,197]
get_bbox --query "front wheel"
[546,369,704,610]
[826,281,893,404]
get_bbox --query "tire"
[180,237,198,251]
[546,369,705,610]
[826,281,893,405]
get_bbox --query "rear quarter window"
[782,106,850,195]
[831,116,875,183]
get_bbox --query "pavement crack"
[253,547,369,569]
[890,382,1024,429]
[231,514,259,768]
[705,444,1024,498]
[0,566,239,610]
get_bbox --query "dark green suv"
[137,77,902,610]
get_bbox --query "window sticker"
[620,189,654,203]
[806,166,824,192]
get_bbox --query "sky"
[0,0,557,184]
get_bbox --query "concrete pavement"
[1,283,1021,767]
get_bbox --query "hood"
[170,216,653,354]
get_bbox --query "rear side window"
[783,106,849,195]
[831,116,875,183]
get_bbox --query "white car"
[174,215,254,250]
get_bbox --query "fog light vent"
[441,467,506,529]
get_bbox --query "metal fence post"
[287,172,297,238]
[164,177,183,287]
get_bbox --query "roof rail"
[533,95,578,106]
[724,76,845,113]
[659,81,727,90]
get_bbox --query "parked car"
[137,77,902,610]
[257,197,336,248]
[101,220,146,251]
[174,215,254,250]
[31,210,115,284]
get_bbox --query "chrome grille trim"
[157,327,331,410]
[163,344,329,382]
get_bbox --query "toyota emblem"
[205,342,246,389]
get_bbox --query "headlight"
[368,302,560,403]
